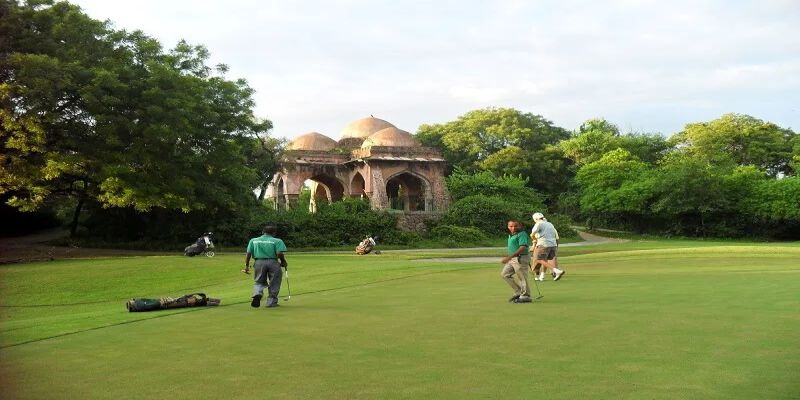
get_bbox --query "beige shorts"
[534,246,557,261]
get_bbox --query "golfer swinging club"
[244,225,288,308]
[501,220,533,303]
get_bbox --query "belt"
[254,258,276,260]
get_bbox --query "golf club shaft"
[532,277,544,299]
[284,269,291,299]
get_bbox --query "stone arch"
[308,173,345,202]
[385,171,432,211]
[350,172,366,198]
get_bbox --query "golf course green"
[1,240,798,399]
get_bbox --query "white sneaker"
[553,270,565,281]
[538,273,545,281]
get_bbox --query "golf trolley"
[184,233,216,257]
[355,235,381,255]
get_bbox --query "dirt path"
[575,230,628,244]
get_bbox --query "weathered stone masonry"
[266,117,450,231]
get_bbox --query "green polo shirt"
[246,234,287,259]
[507,231,531,256]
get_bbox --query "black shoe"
[508,294,521,303]
[513,296,533,303]
[251,294,262,308]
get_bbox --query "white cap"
[532,212,544,221]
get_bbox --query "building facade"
[267,116,450,220]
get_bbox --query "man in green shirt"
[244,225,288,308]
[501,220,532,303]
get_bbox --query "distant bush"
[441,195,522,235]
[276,198,399,248]
[447,170,544,207]
[429,224,487,246]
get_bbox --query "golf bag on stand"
[126,293,221,312]
[355,235,380,255]
[184,232,215,257]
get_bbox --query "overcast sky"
[70,0,800,141]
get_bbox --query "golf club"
[283,269,291,301]
[532,277,544,300]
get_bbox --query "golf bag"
[355,235,378,255]
[184,233,215,257]
[126,293,221,312]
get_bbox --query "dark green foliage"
[0,1,275,236]
[671,113,795,177]
[267,198,400,248]
[417,107,573,198]
[0,195,59,237]
[429,224,487,247]
[77,199,270,248]
[441,169,547,236]
[446,169,544,206]
[441,195,524,235]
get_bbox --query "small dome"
[340,117,395,139]
[287,132,337,151]
[361,127,420,148]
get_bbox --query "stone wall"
[395,212,444,233]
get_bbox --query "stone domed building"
[268,117,450,226]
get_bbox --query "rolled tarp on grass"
[126,293,220,312]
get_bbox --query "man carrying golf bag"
[243,225,288,308]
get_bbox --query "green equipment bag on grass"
[126,293,221,312]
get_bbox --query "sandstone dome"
[339,116,396,139]
[361,127,420,148]
[287,132,337,151]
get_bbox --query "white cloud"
[69,0,800,137]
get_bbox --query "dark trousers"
[253,259,282,299]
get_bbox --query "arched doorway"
[386,172,428,211]
[307,174,345,212]
[350,172,366,198]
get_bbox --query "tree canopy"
[670,113,795,177]
[416,107,572,198]
[0,0,276,234]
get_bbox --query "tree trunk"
[257,181,268,201]
[70,197,85,237]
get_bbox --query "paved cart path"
[408,230,628,263]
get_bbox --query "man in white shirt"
[530,213,565,281]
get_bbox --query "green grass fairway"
[1,241,799,399]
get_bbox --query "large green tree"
[0,0,273,234]
[416,107,572,197]
[574,148,655,228]
[560,118,669,166]
[671,113,796,177]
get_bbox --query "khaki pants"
[501,255,531,297]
